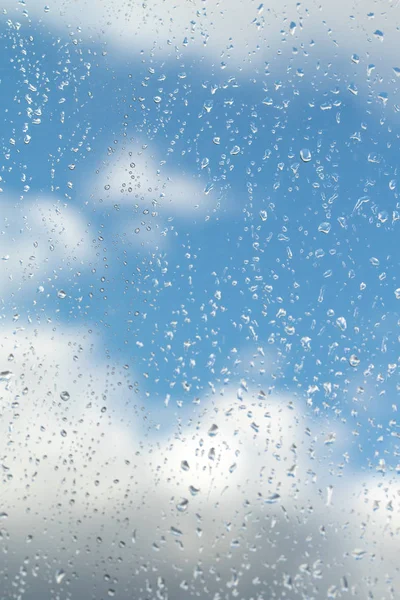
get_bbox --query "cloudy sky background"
[0,1,399,598]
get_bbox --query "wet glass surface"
[0,2,399,598]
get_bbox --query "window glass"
[0,2,398,598]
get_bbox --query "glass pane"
[0,1,398,598]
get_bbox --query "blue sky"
[1,12,398,450]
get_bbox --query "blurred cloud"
[86,140,218,250]
[0,198,96,300]
[0,325,398,598]
[91,140,215,216]
[2,0,400,80]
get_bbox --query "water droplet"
[324,432,336,445]
[348,83,358,95]
[336,317,347,331]
[55,569,66,584]
[181,460,190,471]
[373,29,384,41]
[259,210,268,221]
[0,371,13,382]
[189,485,200,496]
[300,148,312,162]
[57,290,67,299]
[208,424,219,437]
[394,288,400,300]
[230,145,241,156]
[265,493,280,504]
[60,391,70,402]
[351,548,367,560]
[349,354,360,367]
[318,222,331,234]
[153,96,162,104]
[177,498,189,512]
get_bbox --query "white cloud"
[0,332,398,597]
[0,198,96,298]
[3,0,400,78]
[91,141,214,218]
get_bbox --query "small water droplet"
[373,29,384,41]
[208,424,219,437]
[57,290,67,299]
[265,493,280,504]
[300,148,312,162]
[348,83,358,95]
[60,391,70,402]
[336,317,347,331]
[351,548,367,560]
[0,371,13,382]
[349,354,360,367]
[55,569,66,584]
[318,222,331,234]
[324,432,336,445]
[177,498,189,512]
